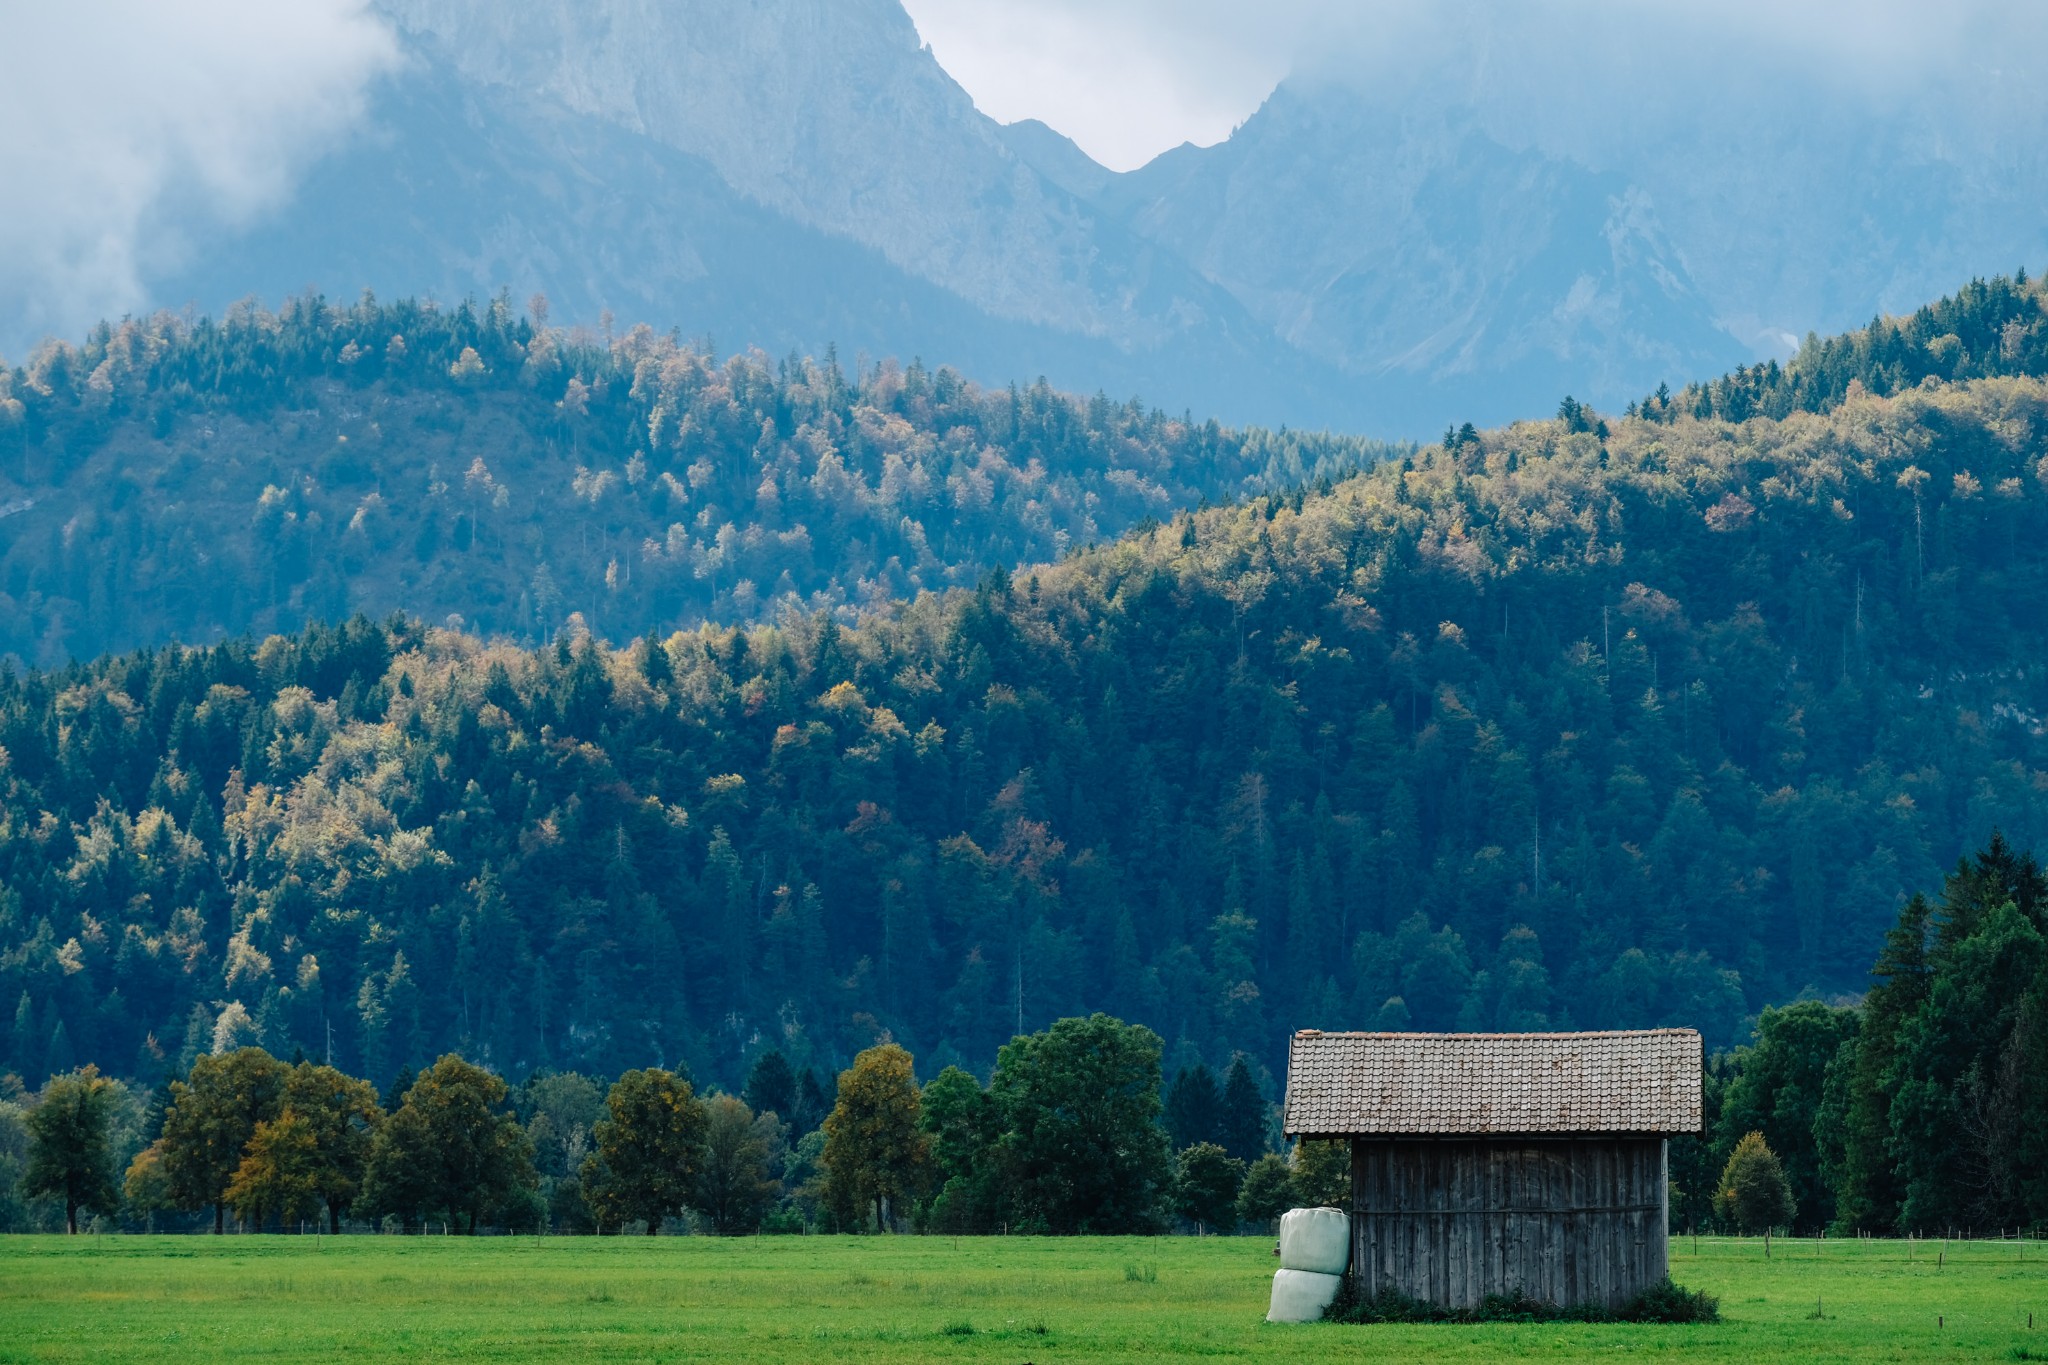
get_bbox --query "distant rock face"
[126,0,2048,434]
[378,0,1122,337]
[1095,85,1741,407]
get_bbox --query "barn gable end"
[1281,1029,1703,1312]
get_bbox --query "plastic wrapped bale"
[1267,1268,1344,1322]
[1278,1206,1351,1274]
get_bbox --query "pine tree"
[1217,1056,1268,1163]
[1163,1064,1220,1152]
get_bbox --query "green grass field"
[1,1233,2043,1363]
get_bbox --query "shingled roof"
[1282,1029,1702,1137]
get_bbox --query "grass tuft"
[1324,1277,1720,1325]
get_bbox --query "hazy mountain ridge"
[1093,88,1742,410]
[152,38,1373,429]
[39,0,2048,435]
[378,0,1121,335]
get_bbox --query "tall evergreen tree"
[1217,1056,1269,1163]
[743,1052,798,1126]
[1163,1065,1220,1152]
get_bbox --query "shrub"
[1323,1276,1719,1325]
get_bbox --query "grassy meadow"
[1,1232,2044,1363]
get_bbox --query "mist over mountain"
[9,0,2046,433]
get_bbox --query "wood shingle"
[1281,1028,1702,1138]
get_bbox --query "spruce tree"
[743,1051,798,1125]
[1163,1064,1219,1152]
[1217,1056,1268,1163]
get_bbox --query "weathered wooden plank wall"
[1348,1137,1668,1310]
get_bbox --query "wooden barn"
[1281,1028,1702,1311]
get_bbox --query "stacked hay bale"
[1266,1207,1350,1322]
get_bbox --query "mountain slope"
[1097,61,2048,411]
[7,314,2048,1094]
[0,295,1397,667]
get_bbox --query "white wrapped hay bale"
[1267,1268,1344,1322]
[1278,1206,1350,1275]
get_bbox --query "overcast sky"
[901,0,2038,170]
[899,0,1296,171]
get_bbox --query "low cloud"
[0,0,397,356]
[905,0,2047,170]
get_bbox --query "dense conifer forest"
[0,294,1396,666]
[6,272,2048,1108]
[1638,270,2048,423]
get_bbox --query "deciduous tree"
[1717,1130,1795,1249]
[1173,1141,1244,1233]
[694,1094,781,1235]
[1291,1139,1349,1208]
[282,1063,384,1232]
[123,1142,176,1230]
[1716,1001,1855,1232]
[224,1111,323,1230]
[991,1014,1170,1234]
[916,1064,1005,1232]
[1236,1151,1295,1230]
[361,1055,535,1233]
[821,1043,927,1231]
[580,1068,705,1234]
[160,1048,287,1233]
[24,1066,120,1233]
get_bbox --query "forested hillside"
[0,294,1393,667]
[1642,271,2048,423]
[6,342,2048,1098]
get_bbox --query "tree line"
[5,1010,1354,1236]
[1672,834,2048,1238]
[1633,270,2047,425]
[16,841,2046,1239]
[0,292,1398,666]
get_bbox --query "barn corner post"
[1348,1132,1365,1296]
[1282,1026,1703,1314]
[1657,1135,1671,1283]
